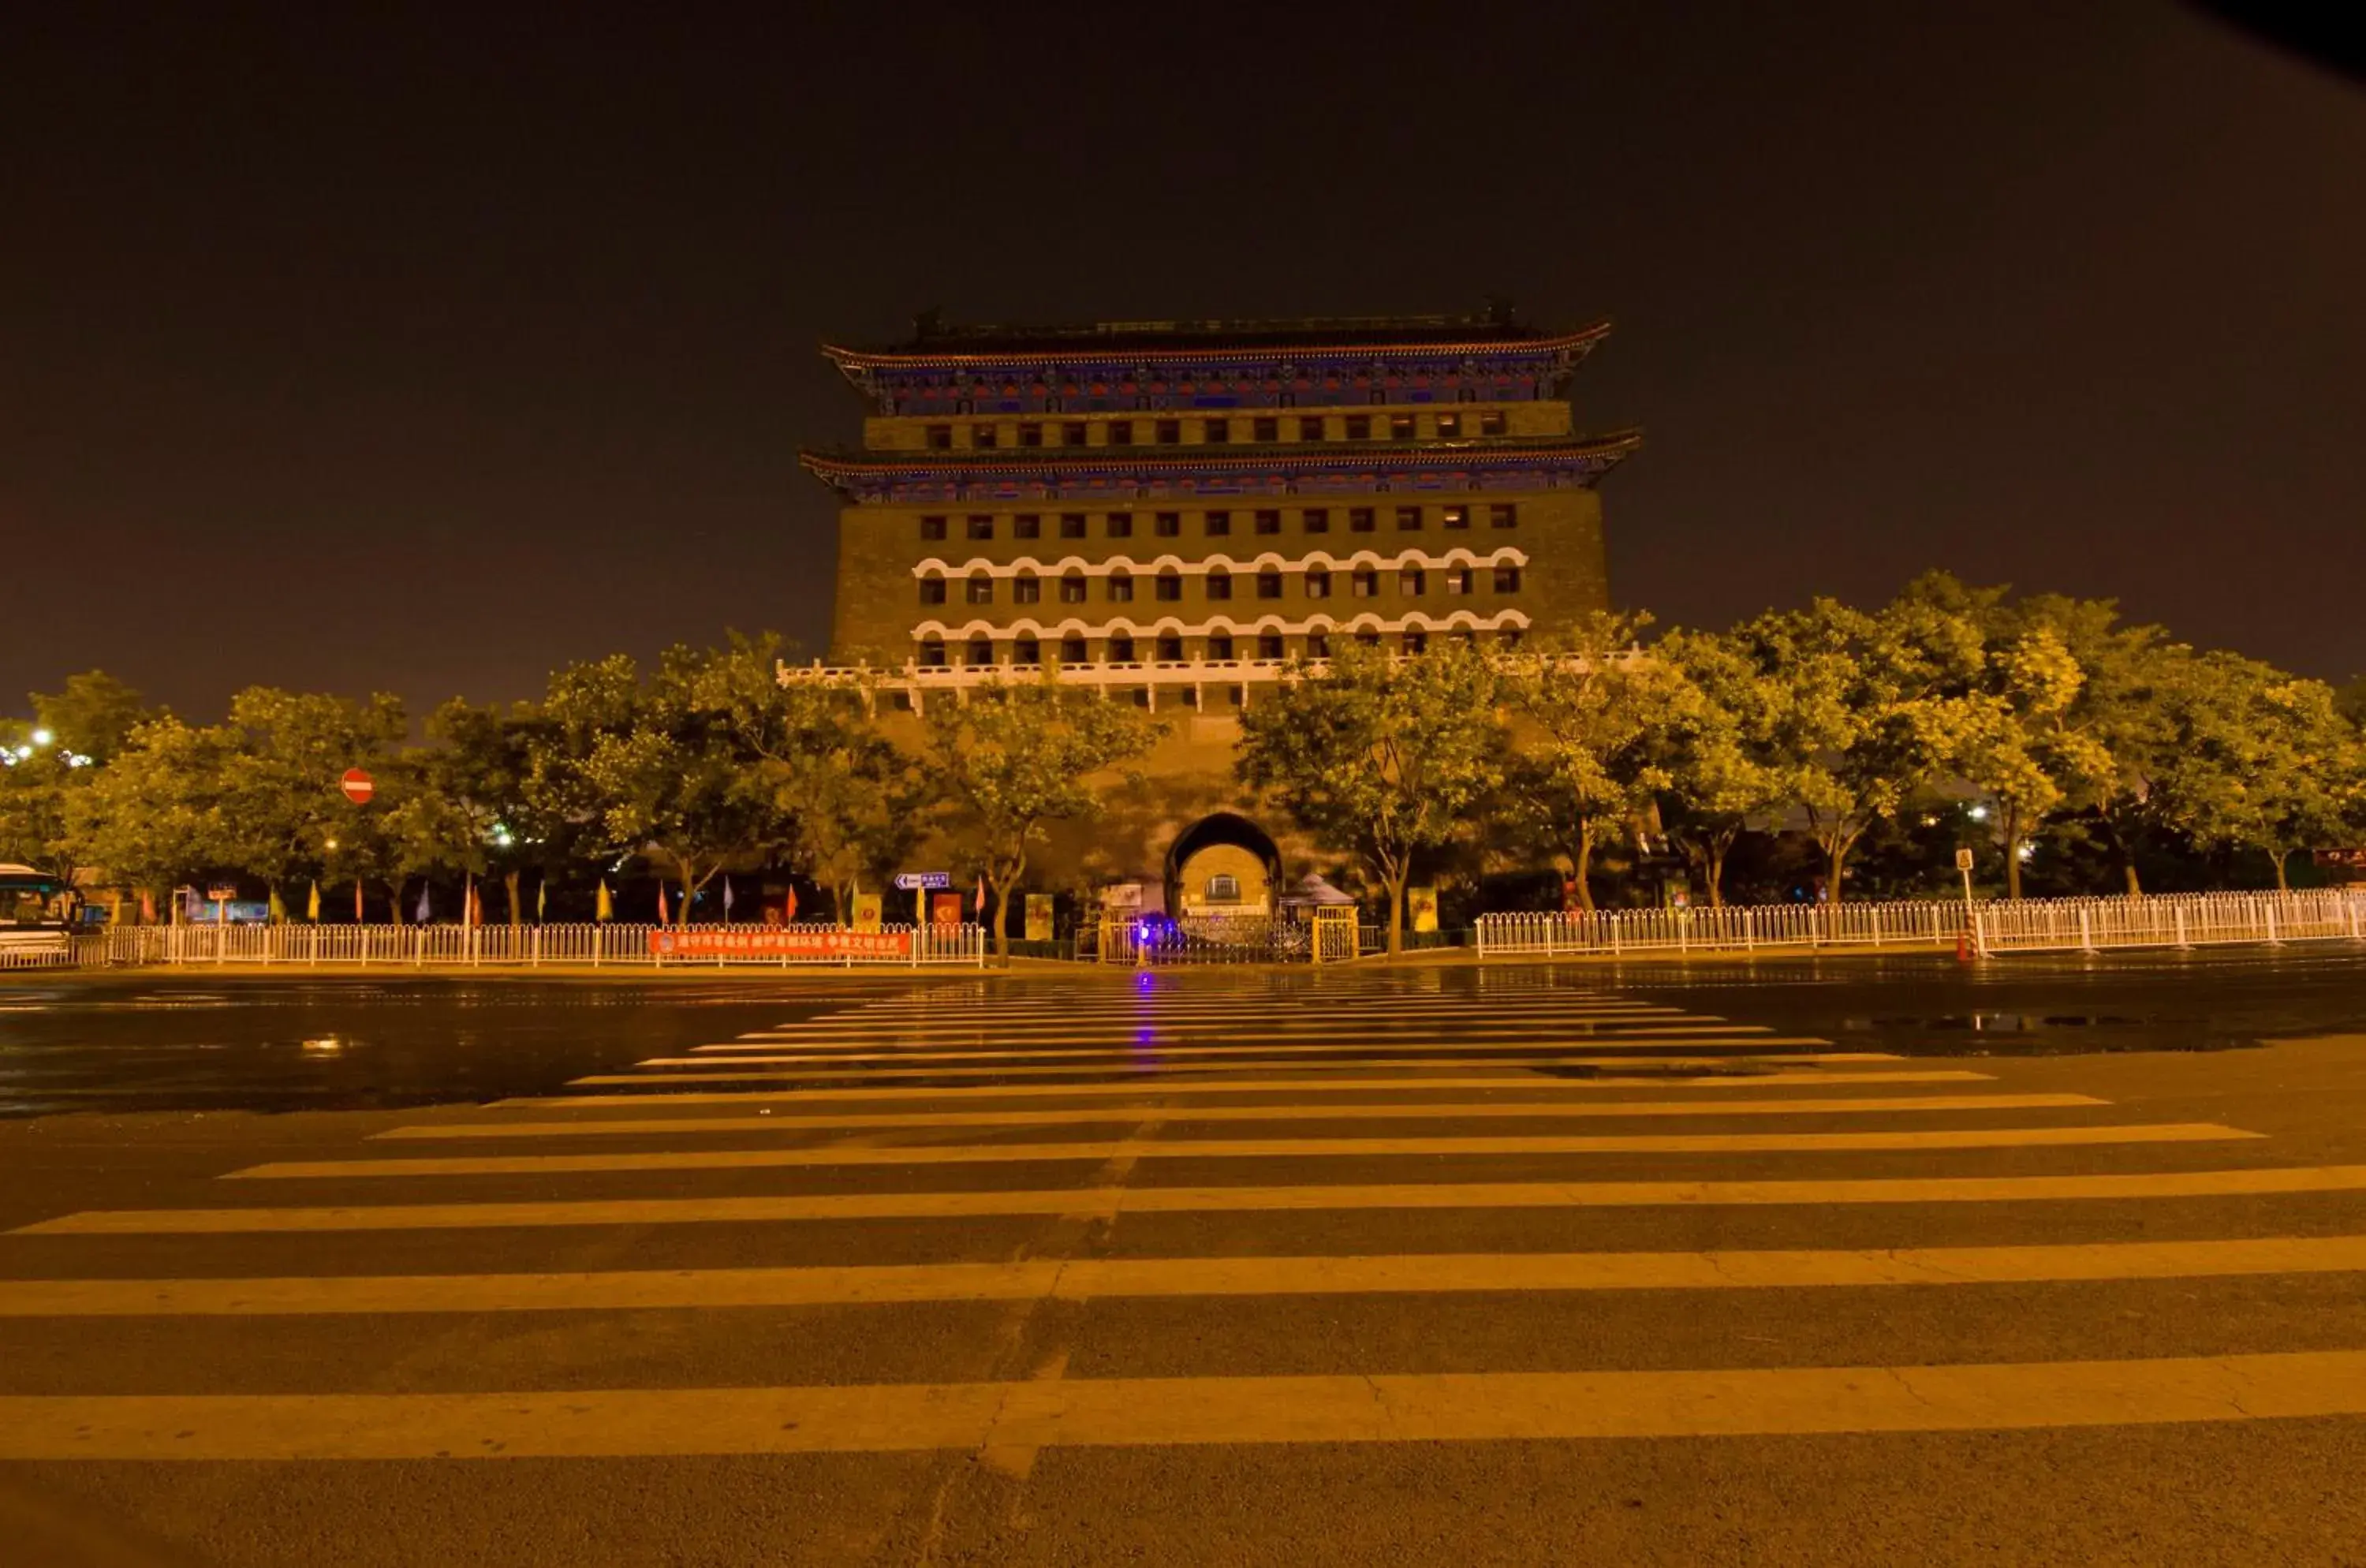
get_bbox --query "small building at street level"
[792,307,1639,918]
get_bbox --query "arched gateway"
[1164,813,1282,918]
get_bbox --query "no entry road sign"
[341,769,375,805]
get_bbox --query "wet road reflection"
[2,946,2362,1117]
[1588,946,2366,1056]
[0,976,898,1117]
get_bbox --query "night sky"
[4,3,2360,719]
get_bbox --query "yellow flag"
[306,879,321,922]
[595,879,613,922]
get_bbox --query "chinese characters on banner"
[645,928,914,960]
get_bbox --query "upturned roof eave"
[797,430,1644,480]
[816,320,1612,372]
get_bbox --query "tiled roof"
[798,432,1642,479]
[821,317,1610,369]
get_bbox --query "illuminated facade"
[793,309,1638,913]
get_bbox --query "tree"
[575,647,786,926]
[0,672,152,897]
[2339,676,2366,730]
[32,671,151,763]
[1652,629,1796,909]
[528,651,645,917]
[1935,609,2117,900]
[2155,654,2364,890]
[211,688,409,915]
[1497,612,1681,911]
[925,672,1163,960]
[693,633,924,924]
[1730,592,1982,904]
[421,697,599,926]
[325,755,446,922]
[778,729,925,925]
[60,716,227,913]
[1995,594,2185,897]
[1237,640,1505,954]
[0,738,80,891]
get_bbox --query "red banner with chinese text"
[646,928,913,960]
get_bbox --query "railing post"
[2265,900,2279,945]
[2077,907,2094,954]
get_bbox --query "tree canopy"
[924,674,1164,957]
[1237,639,1506,952]
[13,580,2364,948]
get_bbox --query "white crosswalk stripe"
[7,975,2364,1477]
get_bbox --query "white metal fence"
[1476,890,2366,961]
[0,933,77,971]
[35,921,987,970]
[1969,890,2366,954]
[1476,900,1966,958]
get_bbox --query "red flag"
[139,890,156,925]
[657,883,670,924]
[973,875,985,915]
[783,885,798,921]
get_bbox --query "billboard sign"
[187,899,271,925]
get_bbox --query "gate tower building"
[793,308,1639,917]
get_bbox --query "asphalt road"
[4,959,2366,1565]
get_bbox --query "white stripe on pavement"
[9,1350,2366,1456]
[512,1070,1994,1108]
[11,1233,2366,1317]
[26,1161,2364,1235]
[226,1123,2260,1181]
[370,1092,2107,1141]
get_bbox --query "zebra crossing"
[6,971,2366,1479]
